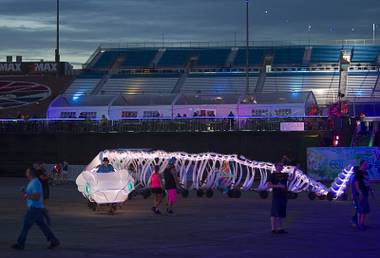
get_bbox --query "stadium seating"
[99,74,180,94]
[346,72,379,97]
[194,49,231,67]
[183,73,258,94]
[310,46,342,63]
[351,46,380,63]
[92,51,120,69]
[64,79,101,95]
[158,49,197,67]
[234,48,274,66]
[67,44,380,106]
[262,72,340,105]
[120,49,157,68]
[273,47,305,65]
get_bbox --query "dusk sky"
[0,0,379,65]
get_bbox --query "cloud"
[0,0,379,64]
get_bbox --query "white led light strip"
[77,150,355,204]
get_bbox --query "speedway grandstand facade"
[47,39,380,120]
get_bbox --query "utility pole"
[55,0,60,63]
[245,0,250,94]
[373,24,376,43]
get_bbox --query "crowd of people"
[11,157,374,250]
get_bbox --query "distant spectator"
[176,113,182,118]
[228,111,235,130]
[359,113,367,134]
[183,114,187,118]
[100,115,108,132]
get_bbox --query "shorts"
[151,188,163,194]
[167,189,177,204]
[355,197,370,214]
[271,198,287,218]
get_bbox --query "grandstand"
[44,41,380,119]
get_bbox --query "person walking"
[351,160,371,229]
[164,158,180,214]
[266,163,289,234]
[151,165,163,214]
[12,168,60,250]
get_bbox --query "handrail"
[99,39,380,50]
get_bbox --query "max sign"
[34,63,57,72]
[0,63,22,72]
[0,62,64,74]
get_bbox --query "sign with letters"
[307,147,380,180]
[0,62,71,75]
[280,122,305,131]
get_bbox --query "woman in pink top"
[151,165,163,214]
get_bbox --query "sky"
[0,0,379,65]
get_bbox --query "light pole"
[245,0,250,94]
[55,0,60,63]
[373,24,376,43]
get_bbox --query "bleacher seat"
[92,51,120,69]
[346,72,379,97]
[234,48,273,66]
[183,73,258,94]
[99,74,180,94]
[273,47,305,65]
[65,79,101,95]
[158,49,197,67]
[77,71,107,79]
[194,49,230,67]
[120,50,157,68]
[310,46,342,63]
[351,46,380,63]
[262,72,340,105]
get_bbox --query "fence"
[0,117,328,134]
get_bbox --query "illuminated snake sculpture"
[77,149,354,209]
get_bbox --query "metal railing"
[99,39,380,50]
[0,117,328,134]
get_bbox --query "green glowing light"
[85,183,90,194]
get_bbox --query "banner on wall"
[307,147,380,181]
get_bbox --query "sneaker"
[277,229,288,234]
[47,240,60,249]
[166,208,174,214]
[271,230,278,234]
[11,243,24,250]
[154,208,161,215]
[151,206,156,213]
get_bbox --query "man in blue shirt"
[97,157,115,173]
[12,168,60,250]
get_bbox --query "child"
[151,165,163,214]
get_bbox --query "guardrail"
[0,117,328,134]
[99,39,380,49]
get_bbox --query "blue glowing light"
[72,92,84,101]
